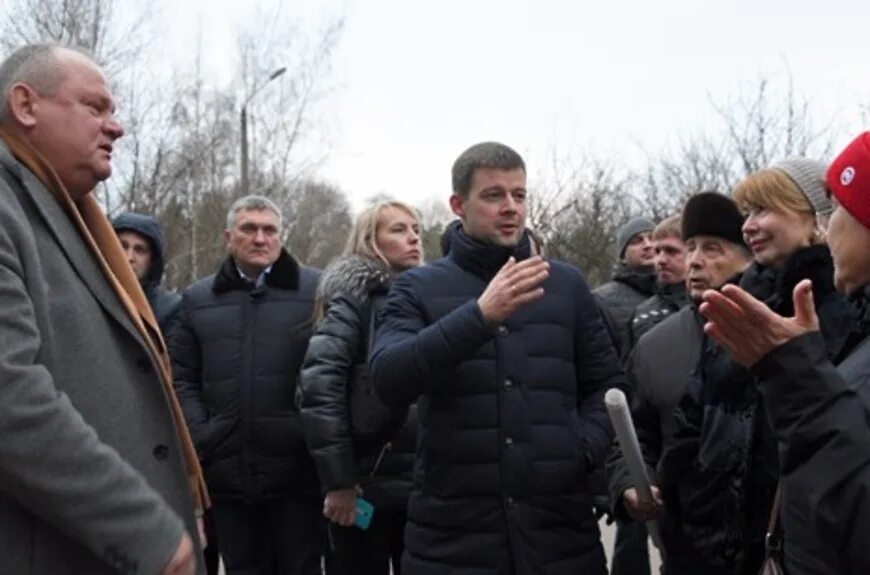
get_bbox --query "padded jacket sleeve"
[371,273,495,406]
[753,332,870,574]
[298,293,363,492]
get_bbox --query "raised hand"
[700,279,820,367]
[478,256,550,325]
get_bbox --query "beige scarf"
[0,126,209,511]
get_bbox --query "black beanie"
[681,192,746,248]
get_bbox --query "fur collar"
[316,255,391,305]
[212,248,300,294]
[741,244,838,316]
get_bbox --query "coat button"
[136,358,153,374]
[497,325,509,336]
[504,437,514,448]
[153,444,169,460]
[503,378,514,391]
[506,496,515,508]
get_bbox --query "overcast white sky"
[160,0,870,212]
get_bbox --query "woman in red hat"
[698,132,870,574]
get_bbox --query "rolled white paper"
[605,387,664,550]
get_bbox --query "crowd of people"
[0,41,869,575]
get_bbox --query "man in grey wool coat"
[0,44,206,574]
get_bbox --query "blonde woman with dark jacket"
[298,201,422,575]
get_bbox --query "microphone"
[605,388,664,550]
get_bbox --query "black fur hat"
[681,192,746,248]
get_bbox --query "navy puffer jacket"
[168,250,321,501]
[371,226,626,575]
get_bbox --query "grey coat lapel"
[0,144,145,349]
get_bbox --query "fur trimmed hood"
[317,255,391,305]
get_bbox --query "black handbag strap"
[765,481,784,554]
[366,295,383,359]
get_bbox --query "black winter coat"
[298,255,416,510]
[168,250,321,501]
[371,226,626,575]
[606,305,704,522]
[750,287,870,574]
[660,245,855,575]
[627,281,689,349]
[593,264,657,357]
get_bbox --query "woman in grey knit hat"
[738,158,832,268]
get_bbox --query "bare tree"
[283,180,352,268]
[235,8,344,201]
[530,155,635,286]
[414,196,454,261]
[636,134,732,221]
[0,0,151,76]
[639,72,836,220]
[711,73,833,177]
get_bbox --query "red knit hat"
[827,132,870,231]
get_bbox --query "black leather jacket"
[298,255,416,510]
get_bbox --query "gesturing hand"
[699,279,820,367]
[478,256,550,325]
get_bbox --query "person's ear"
[8,84,40,128]
[449,194,465,219]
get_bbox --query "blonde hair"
[312,200,423,324]
[732,169,824,244]
[652,214,682,241]
[343,200,423,266]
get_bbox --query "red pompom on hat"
[828,131,870,231]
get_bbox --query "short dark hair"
[451,141,525,198]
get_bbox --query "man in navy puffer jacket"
[371,142,627,575]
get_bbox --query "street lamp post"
[240,66,287,196]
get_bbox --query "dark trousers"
[611,519,651,575]
[325,508,407,575]
[203,508,221,575]
[212,496,324,575]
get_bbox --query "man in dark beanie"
[606,192,752,573]
[594,217,657,358]
[112,212,181,332]
[591,216,656,574]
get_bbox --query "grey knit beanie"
[772,158,831,216]
[616,217,655,258]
